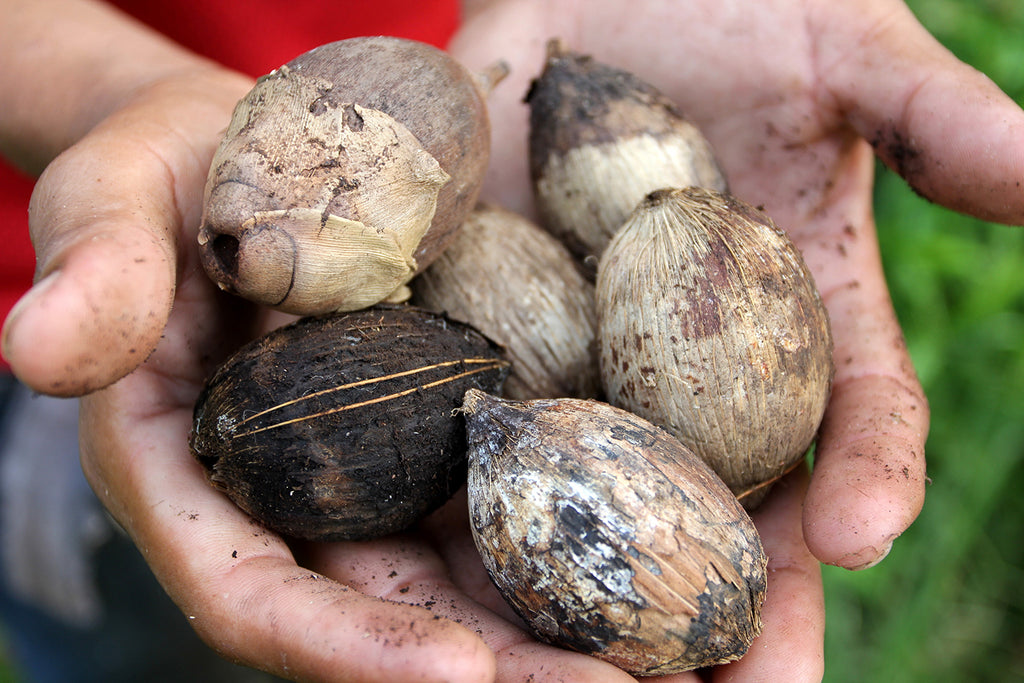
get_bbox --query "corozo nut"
[412,203,600,401]
[527,38,727,266]
[189,306,510,541]
[198,37,505,315]
[462,389,767,675]
[597,187,834,507]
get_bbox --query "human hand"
[454,0,1024,571]
[1,3,747,681]
[6,0,1022,679]
[1,30,654,683]
[451,0,1024,678]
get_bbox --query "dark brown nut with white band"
[527,38,727,266]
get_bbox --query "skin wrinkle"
[141,343,219,406]
[91,63,246,170]
[813,2,901,88]
[837,536,896,570]
[816,276,862,304]
[144,499,496,681]
[824,421,924,460]
[818,375,928,476]
[888,69,935,152]
[827,332,924,397]
[25,205,168,284]
[199,579,386,679]
[825,371,925,416]
[772,144,871,255]
[137,131,193,264]
[776,2,842,158]
[813,4,963,201]
[116,82,245,259]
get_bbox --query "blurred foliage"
[823,0,1024,681]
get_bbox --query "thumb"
[817,0,1024,224]
[1,72,251,397]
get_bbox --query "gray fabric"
[0,375,285,682]
[0,380,110,627]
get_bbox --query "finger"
[706,468,824,683]
[753,132,930,572]
[801,206,930,569]
[78,380,496,683]
[814,0,1024,224]
[302,533,639,682]
[805,360,929,569]
[1,71,250,397]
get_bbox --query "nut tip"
[545,37,571,61]
[462,387,488,413]
[475,60,511,95]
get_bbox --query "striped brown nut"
[412,203,600,401]
[597,187,833,508]
[189,305,510,541]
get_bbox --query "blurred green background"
[823,0,1024,681]
[1,0,1023,681]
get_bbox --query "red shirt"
[0,0,460,369]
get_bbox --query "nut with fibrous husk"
[462,389,766,675]
[527,38,727,266]
[198,36,507,315]
[189,306,510,541]
[412,203,600,400]
[597,187,833,507]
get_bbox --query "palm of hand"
[74,4,916,680]
[72,28,822,678]
[65,61,645,683]
[454,0,932,571]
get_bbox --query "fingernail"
[846,537,895,570]
[1,271,60,365]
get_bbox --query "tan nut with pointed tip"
[198,37,501,315]
[597,187,834,508]
[412,203,600,401]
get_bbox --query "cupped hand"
[5,0,1023,680]
[8,57,637,681]
[452,0,1023,678]
[3,24,821,678]
[453,0,1024,570]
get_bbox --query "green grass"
[823,1,1024,681]
[0,632,19,683]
